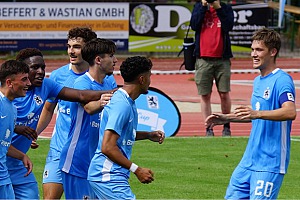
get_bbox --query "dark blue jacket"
[190,2,234,59]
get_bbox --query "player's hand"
[148,131,165,144]
[134,167,154,184]
[205,113,229,128]
[14,125,37,141]
[30,140,39,149]
[22,154,33,177]
[99,93,113,107]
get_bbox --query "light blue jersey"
[88,88,138,182]
[225,68,295,199]
[7,79,63,185]
[60,72,117,178]
[48,63,86,153]
[239,68,295,174]
[0,92,17,187]
[43,64,86,184]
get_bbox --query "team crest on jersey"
[34,95,43,105]
[263,87,270,99]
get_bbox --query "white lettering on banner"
[154,5,191,32]
[233,24,265,30]
[233,10,253,23]
[137,109,166,132]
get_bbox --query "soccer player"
[36,27,98,199]
[59,38,118,199]
[7,48,113,199]
[88,56,165,199]
[205,28,296,199]
[0,60,32,199]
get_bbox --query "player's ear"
[6,78,13,88]
[138,74,145,85]
[95,55,101,65]
[270,48,277,57]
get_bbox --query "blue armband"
[279,92,295,105]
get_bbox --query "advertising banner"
[128,3,271,52]
[230,3,271,49]
[129,3,195,52]
[0,2,129,51]
[135,87,181,137]
[0,2,271,52]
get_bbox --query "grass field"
[27,137,300,199]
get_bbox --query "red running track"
[2,57,297,138]
[39,70,300,138]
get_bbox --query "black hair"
[68,27,97,43]
[0,60,29,85]
[81,38,116,65]
[16,48,43,61]
[120,56,152,82]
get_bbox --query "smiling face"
[67,37,86,66]
[7,73,31,99]
[250,40,277,71]
[23,56,46,88]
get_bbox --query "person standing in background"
[190,0,234,136]
[205,28,296,199]
[36,27,97,199]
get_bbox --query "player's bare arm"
[7,145,33,176]
[205,111,251,129]
[57,87,116,104]
[237,101,296,121]
[36,101,57,135]
[102,130,154,184]
[83,93,113,115]
[14,125,37,140]
[135,130,165,144]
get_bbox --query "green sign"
[129,3,195,52]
